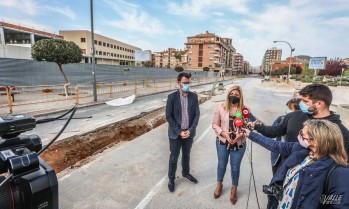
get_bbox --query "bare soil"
[40,108,166,173]
[40,93,209,173]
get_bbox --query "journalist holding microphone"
[243,120,349,209]
[212,85,255,204]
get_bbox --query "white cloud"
[0,0,38,15]
[0,0,76,19]
[45,5,76,20]
[167,0,249,19]
[103,0,171,35]
[213,0,349,65]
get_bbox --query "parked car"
[0,86,18,102]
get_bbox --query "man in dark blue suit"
[166,72,200,192]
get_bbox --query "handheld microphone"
[242,107,252,130]
[235,111,243,119]
[233,118,244,131]
[242,107,250,120]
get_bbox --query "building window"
[107,43,110,47]
[99,51,102,55]
[114,45,116,49]
[117,46,119,50]
[99,41,102,45]
[81,38,86,42]
[111,44,113,48]
[111,53,113,57]
[103,52,106,55]
[94,40,97,44]
[103,42,106,47]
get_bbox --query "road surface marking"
[134,125,211,209]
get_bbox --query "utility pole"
[90,0,97,102]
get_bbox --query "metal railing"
[0,76,224,113]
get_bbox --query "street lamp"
[273,40,295,84]
[90,0,97,102]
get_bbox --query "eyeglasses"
[299,130,313,141]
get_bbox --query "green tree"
[32,39,83,84]
[203,67,210,71]
[175,66,184,72]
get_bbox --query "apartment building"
[233,53,244,74]
[0,21,62,59]
[242,60,251,74]
[261,47,282,73]
[59,30,141,66]
[184,31,236,71]
[153,48,187,68]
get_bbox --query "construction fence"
[1,76,228,114]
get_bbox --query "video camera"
[0,114,58,209]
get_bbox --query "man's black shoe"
[183,174,198,184]
[168,179,175,192]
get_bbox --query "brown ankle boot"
[230,186,237,204]
[213,182,223,199]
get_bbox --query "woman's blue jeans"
[216,139,246,186]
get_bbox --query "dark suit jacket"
[166,90,200,140]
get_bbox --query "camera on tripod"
[263,184,283,201]
[0,114,58,209]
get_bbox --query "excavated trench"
[40,95,209,173]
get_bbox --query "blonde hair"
[223,85,245,113]
[304,120,348,166]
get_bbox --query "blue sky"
[1,0,349,66]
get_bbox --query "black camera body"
[0,115,58,209]
[263,184,283,201]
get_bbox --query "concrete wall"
[0,44,32,59]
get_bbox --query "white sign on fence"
[135,50,150,61]
[309,57,326,69]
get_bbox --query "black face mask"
[229,96,240,104]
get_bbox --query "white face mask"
[298,134,311,148]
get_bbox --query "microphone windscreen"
[233,118,244,127]
[234,111,243,119]
[242,107,250,118]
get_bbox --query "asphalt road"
[57,78,295,209]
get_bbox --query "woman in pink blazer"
[212,85,255,204]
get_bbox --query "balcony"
[214,54,220,57]
[214,47,220,51]
[213,60,220,64]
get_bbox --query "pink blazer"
[212,103,246,146]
